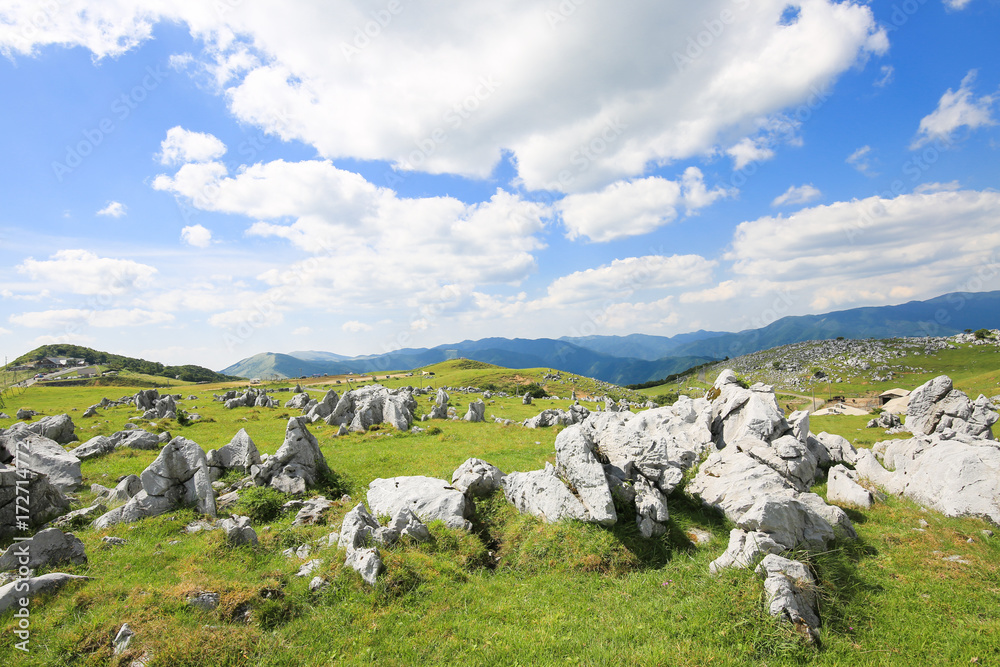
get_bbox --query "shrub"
[234,486,288,523]
[974,328,993,340]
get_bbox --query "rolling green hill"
[8,344,240,383]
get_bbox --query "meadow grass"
[1,362,999,665]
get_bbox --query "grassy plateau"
[1,355,999,666]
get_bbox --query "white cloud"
[181,224,213,248]
[559,169,727,243]
[874,65,894,88]
[912,71,997,149]
[292,326,312,335]
[96,201,127,217]
[679,280,745,304]
[727,189,1000,310]
[944,0,973,10]
[846,145,874,175]
[16,250,158,295]
[914,181,961,194]
[341,321,371,333]
[0,2,887,193]
[539,255,716,307]
[9,308,174,329]
[0,327,10,335]
[726,138,776,171]
[155,159,549,309]
[772,184,822,207]
[159,126,227,166]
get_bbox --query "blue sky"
[1,1,999,370]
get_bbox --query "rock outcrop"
[92,437,216,529]
[451,458,505,498]
[323,384,416,432]
[0,465,70,539]
[0,428,82,491]
[0,528,87,570]
[755,555,821,643]
[251,418,331,495]
[0,573,90,614]
[905,375,997,439]
[21,414,77,444]
[206,428,261,482]
[368,476,473,531]
[428,389,450,420]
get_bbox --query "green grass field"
[1,355,999,665]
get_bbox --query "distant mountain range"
[222,290,1000,385]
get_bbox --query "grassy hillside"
[1,355,998,665]
[8,345,239,383]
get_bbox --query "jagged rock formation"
[92,437,216,529]
[0,528,87,570]
[428,389,450,420]
[368,476,473,531]
[323,384,416,432]
[0,465,70,539]
[251,417,330,494]
[0,427,82,491]
[206,428,261,482]
[905,375,997,439]
[451,458,505,498]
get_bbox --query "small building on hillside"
[879,388,911,406]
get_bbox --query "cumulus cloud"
[154,158,549,309]
[181,224,213,248]
[0,327,10,335]
[96,201,127,217]
[9,308,174,329]
[341,321,372,333]
[159,126,227,165]
[559,169,728,243]
[772,184,822,207]
[16,250,157,295]
[912,71,996,149]
[944,0,973,10]
[538,255,716,307]
[726,138,776,171]
[727,189,1000,310]
[679,280,745,304]
[292,326,312,335]
[0,1,887,192]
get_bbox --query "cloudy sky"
[1,1,998,370]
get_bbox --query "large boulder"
[0,528,87,570]
[855,434,1000,525]
[0,428,82,491]
[324,385,416,433]
[23,414,77,444]
[252,417,331,495]
[501,464,591,524]
[92,437,216,529]
[337,503,384,586]
[428,389,450,420]
[368,476,473,531]
[112,430,163,451]
[69,435,116,461]
[554,425,616,526]
[305,389,339,422]
[463,399,486,423]
[0,465,70,539]
[0,573,90,614]
[284,392,312,410]
[755,555,821,643]
[522,408,574,429]
[451,458,505,498]
[134,389,158,412]
[826,465,873,509]
[206,428,261,482]
[906,375,997,439]
[710,370,788,447]
[219,515,258,547]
